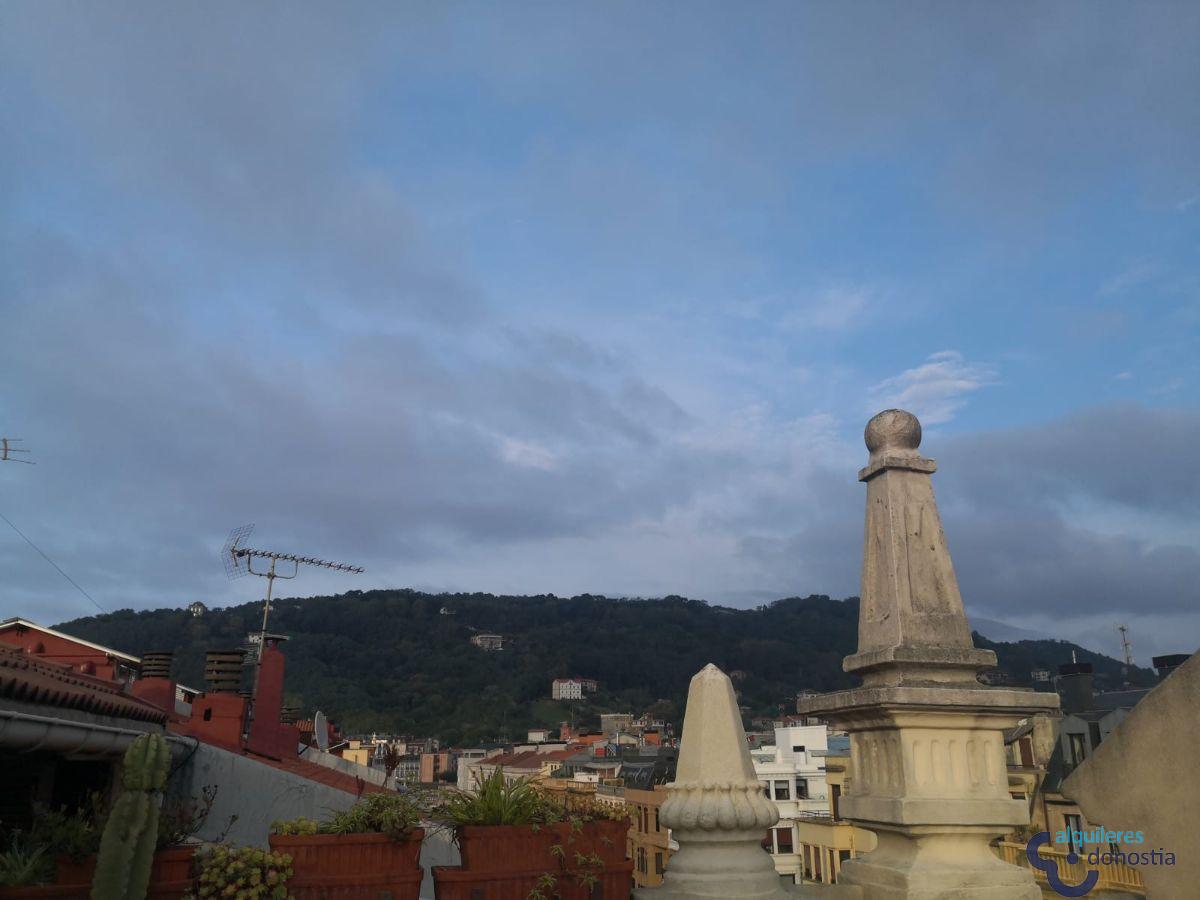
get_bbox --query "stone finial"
[672,664,769,789]
[640,664,787,900]
[796,410,1059,900]
[849,408,994,683]
[864,408,921,459]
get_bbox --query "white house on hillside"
[751,723,831,885]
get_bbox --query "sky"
[1,2,1198,661]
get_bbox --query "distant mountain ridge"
[55,591,1155,745]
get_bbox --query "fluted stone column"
[796,410,1059,900]
[636,664,788,900]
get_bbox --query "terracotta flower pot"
[550,819,629,866]
[268,829,425,900]
[54,855,96,886]
[454,824,558,874]
[146,846,197,900]
[43,846,193,899]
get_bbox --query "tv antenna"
[1,438,34,464]
[221,524,363,645]
[1116,624,1134,683]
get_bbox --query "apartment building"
[751,723,833,884]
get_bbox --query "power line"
[0,509,107,614]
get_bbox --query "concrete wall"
[170,742,358,847]
[305,746,392,787]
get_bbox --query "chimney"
[1152,653,1190,682]
[1058,662,1094,714]
[129,650,177,715]
[247,636,294,760]
[204,649,246,693]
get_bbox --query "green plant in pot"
[269,794,424,899]
[432,770,632,899]
[0,834,54,888]
[186,845,292,900]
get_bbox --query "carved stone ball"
[865,409,921,455]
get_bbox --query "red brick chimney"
[246,637,300,760]
[128,650,177,717]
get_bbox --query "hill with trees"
[54,591,1153,745]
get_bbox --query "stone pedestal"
[797,410,1059,900]
[636,664,789,900]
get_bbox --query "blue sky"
[1,2,1198,661]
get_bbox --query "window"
[775,827,793,854]
[1018,736,1034,767]
[796,778,809,799]
[654,808,660,832]
[1068,734,1087,768]
[792,745,806,754]
[655,852,664,875]
[773,780,791,801]
[1063,815,1083,854]
[760,782,770,797]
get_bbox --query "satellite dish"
[313,710,329,751]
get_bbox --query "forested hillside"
[55,591,1153,745]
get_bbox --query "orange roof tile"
[0,646,166,724]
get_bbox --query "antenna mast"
[1116,624,1133,683]
[0,438,34,464]
[222,525,363,648]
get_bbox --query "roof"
[254,751,389,797]
[1091,689,1151,711]
[0,645,166,724]
[0,618,141,664]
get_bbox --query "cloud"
[779,286,871,333]
[868,351,998,425]
[0,2,1197,666]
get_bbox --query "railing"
[996,841,1144,894]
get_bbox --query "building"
[455,745,506,792]
[990,656,1189,895]
[0,617,141,682]
[627,785,673,888]
[187,601,208,617]
[0,618,390,849]
[469,633,506,651]
[600,712,633,736]
[791,736,877,885]
[551,677,598,700]
[750,724,835,884]
[419,750,456,783]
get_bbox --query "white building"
[750,724,832,884]
[470,633,506,651]
[551,677,598,700]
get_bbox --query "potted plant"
[0,835,58,899]
[432,770,632,900]
[185,845,292,900]
[269,793,424,899]
[15,785,219,899]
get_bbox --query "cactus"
[91,732,171,900]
